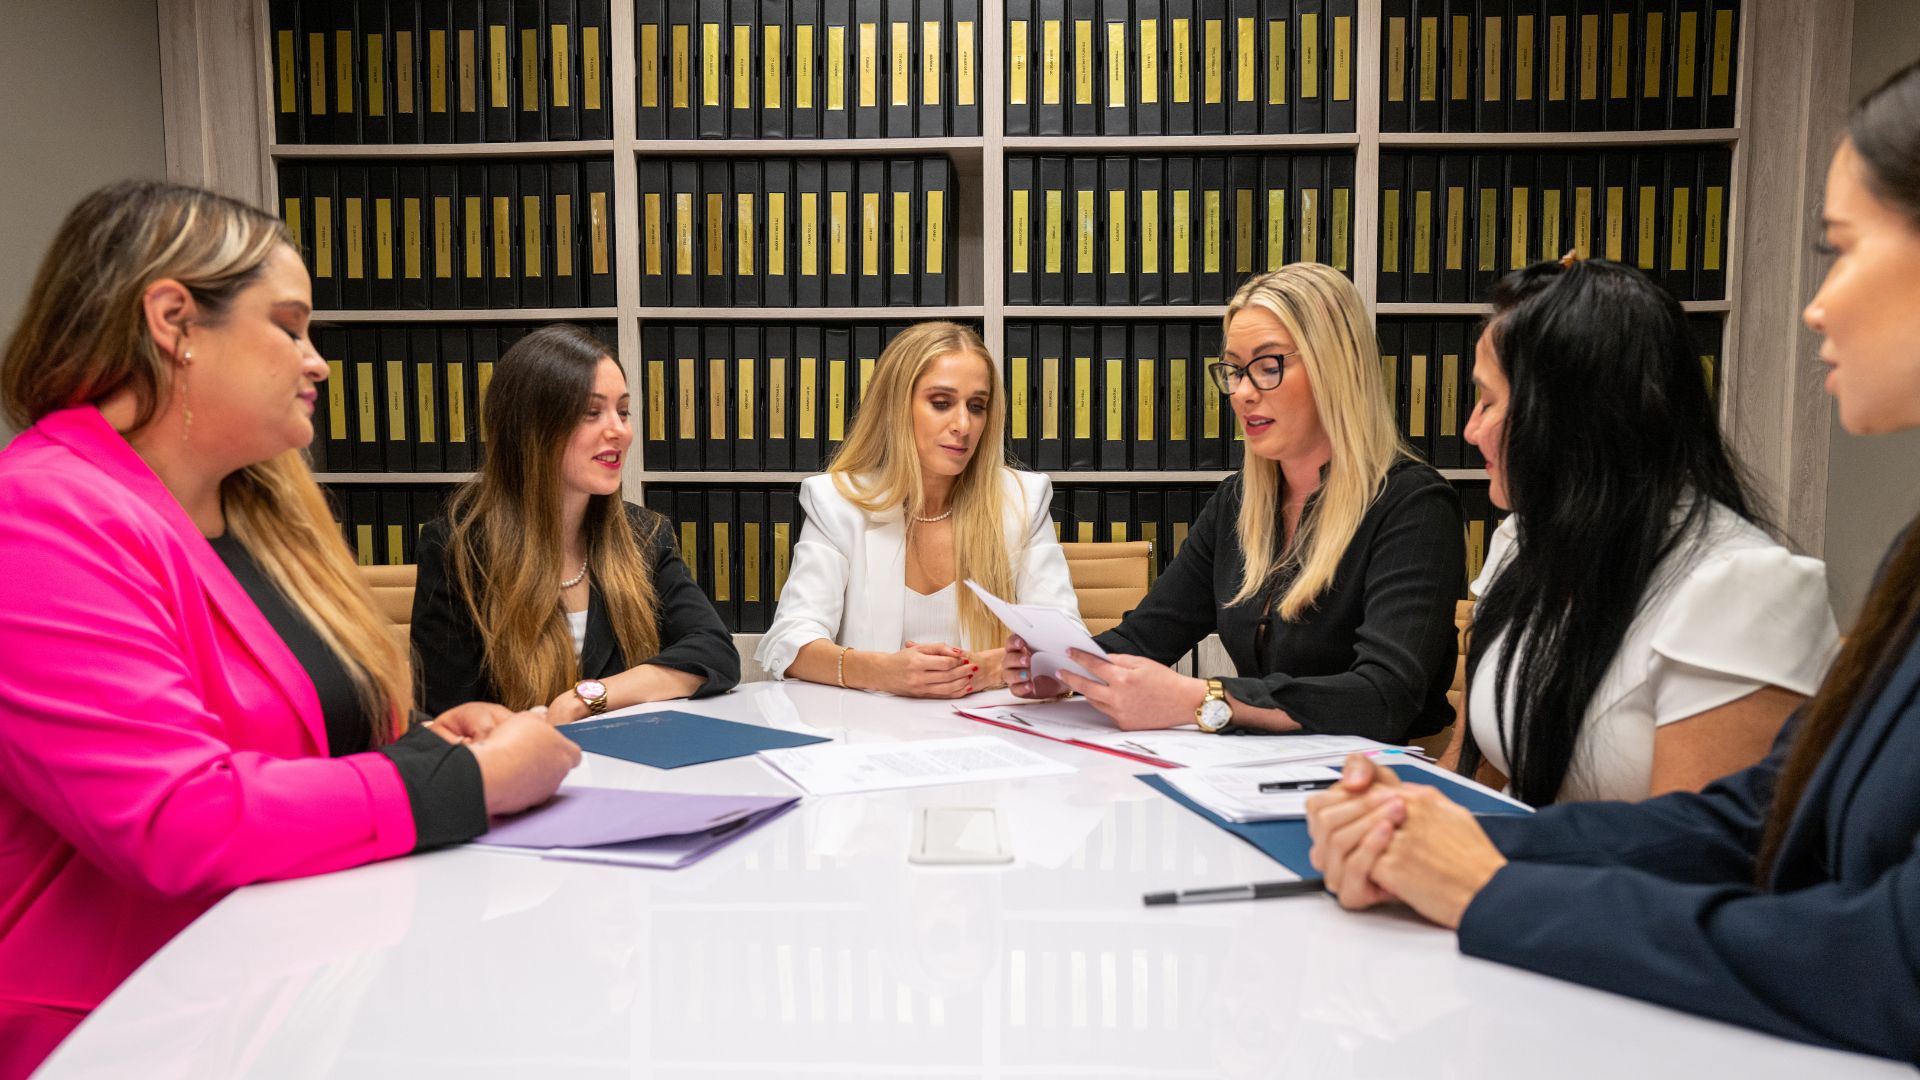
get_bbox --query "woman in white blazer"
[755,321,1081,697]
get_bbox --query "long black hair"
[1458,258,1760,805]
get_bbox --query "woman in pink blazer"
[0,181,580,1078]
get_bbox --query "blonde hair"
[442,325,661,709]
[829,321,1017,651]
[0,180,411,741]
[1223,264,1406,618]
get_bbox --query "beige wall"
[0,1,167,448]
[1822,0,1920,625]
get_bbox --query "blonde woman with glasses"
[1008,264,1465,741]
[756,321,1081,697]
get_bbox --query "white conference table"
[39,683,1907,1079]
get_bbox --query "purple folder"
[475,786,799,869]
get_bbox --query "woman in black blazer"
[1304,61,1920,1065]
[411,325,738,721]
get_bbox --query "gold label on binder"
[1235,187,1253,272]
[927,189,944,273]
[1514,15,1533,99]
[429,30,447,113]
[1332,16,1353,101]
[1449,16,1469,100]
[958,21,976,106]
[488,24,508,107]
[1204,19,1223,105]
[374,199,394,281]
[1670,187,1691,271]
[1108,22,1125,107]
[1541,189,1561,260]
[520,29,539,111]
[639,24,659,108]
[1441,352,1459,436]
[1103,357,1123,441]
[1267,20,1287,105]
[381,525,401,565]
[1381,189,1401,273]
[828,358,847,441]
[743,522,761,602]
[345,197,365,280]
[1012,190,1031,273]
[738,192,755,276]
[1259,190,1282,273]
[893,191,911,276]
[1142,189,1160,270]
[1605,185,1625,261]
[1579,14,1598,99]
[522,195,541,276]
[1045,189,1064,273]
[1548,15,1567,101]
[1172,18,1191,103]
[830,190,849,275]
[801,191,820,275]
[1300,12,1319,100]
[925,22,942,105]
[1236,17,1256,103]
[277,31,297,112]
[458,29,477,112]
[756,26,777,108]
[1010,355,1029,439]
[648,359,667,441]
[676,356,697,437]
[403,198,422,280]
[673,192,694,275]
[703,23,721,106]
[283,197,302,250]
[1467,519,1485,580]
[769,357,787,439]
[860,23,879,108]
[433,196,454,278]
[797,25,815,108]
[541,26,564,109]
[1042,19,1062,105]
[1676,12,1698,98]
[1077,522,1094,542]
[892,22,911,107]
[862,192,880,276]
[1482,17,1501,101]
[679,522,696,569]
[463,196,482,278]
[1408,354,1428,437]
[1075,20,1094,104]
[1418,17,1438,101]
[1141,20,1159,102]
[769,191,787,277]
[799,356,818,438]
[337,30,354,113]
[1477,187,1497,271]
[1609,13,1629,98]
[1137,359,1155,441]
[328,360,346,438]
[708,357,727,438]
[355,361,376,441]
[1042,356,1061,440]
[1380,353,1396,407]
[445,362,464,443]
[1332,187,1351,271]
[583,25,602,110]
[738,357,755,435]
[1169,359,1187,441]
[713,523,730,600]
[1172,189,1191,273]
[1010,21,1030,104]
[645,193,664,277]
[1712,10,1733,96]
[1412,190,1432,275]
[1445,186,1465,271]
[1073,355,1092,439]
[706,194,724,276]
[1202,356,1221,437]
[1703,185,1724,271]
[1076,189,1096,275]
[1509,187,1529,270]
[1636,185,1656,269]
[1386,17,1407,102]
[734,25,752,109]
[1108,188,1126,273]
[1173,521,1189,554]
[308,32,328,115]
[1298,188,1319,263]
[828,25,847,110]
[1574,186,1594,257]
[773,522,792,596]
[477,363,493,431]
[1642,13,1663,97]
[590,191,609,275]
[415,362,436,442]
[672,25,690,108]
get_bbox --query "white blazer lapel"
[859,504,909,652]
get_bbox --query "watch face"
[1199,699,1232,732]
[576,680,608,699]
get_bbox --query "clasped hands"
[423,702,580,817]
[1304,753,1509,929]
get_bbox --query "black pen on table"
[1143,879,1327,905]
[1257,778,1337,793]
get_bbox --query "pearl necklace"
[911,506,954,523]
[560,559,589,590]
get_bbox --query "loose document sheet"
[960,697,1392,769]
[759,735,1074,796]
[964,579,1110,684]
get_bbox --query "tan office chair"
[358,564,418,646]
[1407,598,1474,759]
[1058,541,1153,635]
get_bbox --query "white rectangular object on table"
[758,735,1076,796]
[963,579,1109,684]
[909,806,1015,864]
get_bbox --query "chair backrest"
[358,564,418,646]
[1058,541,1153,635]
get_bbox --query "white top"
[754,469,1085,677]
[899,581,962,649]
[1467,503,1839,803]
[566,609,588,660]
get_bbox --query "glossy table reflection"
[39,683,1907,1079]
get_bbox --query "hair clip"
[1558,249,1580,268]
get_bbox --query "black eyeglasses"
[1207,353,1297,394]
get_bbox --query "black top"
[209,534,488,851]
[1095,459,1465,742]
[411,502,740,715]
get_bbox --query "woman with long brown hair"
[1303,60,1920,1064]
[0,181,577,1079]
[755,321,1079,696]
[412,324,738,723]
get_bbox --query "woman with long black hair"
[1305,58,1920,1064]
[1449,259,1836,805]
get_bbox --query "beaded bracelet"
[837,645,853,689]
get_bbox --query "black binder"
[368,166,399,309]
[1381,0,1412,130]
[1136,156,1166,304]
[734,326,763,468]
[485,162,519,306]
[1068,324,1096,468]
[518,161,550,307]
[1134,0,1165,134]
[826,158,856,306]
[512,0,546,141]
[397,166,429,308]
[702,324,733,468]
[1196,153,1227,303]
[1294,153,1326,267]
[792,0,821,136]
[1441,0,1472,131]
[1327,0,1356,131]
[1131,324,1160,469]
[1535,151,1566,264]
[1475,0,1509,132]
[1069,486,1099,542]
[765,159,794,306]
[471,326,501,455]
[1034,322,1066,470]
[1504,151,1536,273]
[426,164,460,307]
[1329,152,1356,276]
[1602,0,1634,130]
[730,0,759,136]
[584,158,616,305]
[823,327,852,459]
[1410,0,1441,131]
[345,327,380,469]
[1037,155,1069,305]
[857,159,887,306]
[407,328,442,471]
[795,159,826,305]
[1195,323,1224,469]
[1103,489,1131,542]
[1377,152,1406,303]
[338,166,372,308]
[1162,322,1193,469]
[638,159,671,305]
[641,323,670,458]
[451,0,484,140]
[1101,0,1132,134]
[762,0,789,136]
[1704,0,1737,128]
[671,325,703,467]
[795,325,825,469]
[738,487,767,632]
[1668,0,1706,128]
[313,328,347,469]
[1226,0,1257,134]
[888,158,917,305]
[1633,0,1666,131]
[1102,156,1131,304]
[1469,152,1503,297]
[1433,319,1467,466]
[1068,0,1099,134]
[1540,0,1574,130]
[823,0,853,137]
[1438,153,1471,301]
[482,0,515,140]
[701,158,733,304]
[668,159,701,304]
[1166,155,1197,303]
[1295,0,1326,134]
[1376,317,1404,447]
[1509,0,1540,131]
[733,159,763,307]
[886,0,917,137]
[770,486,800,603]
[1629,149,1662,278]
[1663,148,1696,301]
[1406,153,1437,301]
[455,163,486,306]
[922,156,953,305]
[304,168,347,312]
[545,0,579,138]
[667,0,698,137]
[328,0,363,143]
[1694,146,1729,299]
[392,1,425,143]
[854,0,885,137]
[1006,322,1035,465]
[1007,0,1034,135]
[1229,152,1259,290]
[1035,0,1067,135]
[1400,318,1431,459]
[1007,155,1037,305]
[920,0,949,135]
[1166,0,1196,134]
[270,0,305,144]
[1069,156,1100,305]
[421,0,454,142]
[1259,153,1289,272]
[853,324,883,413]
[1099,325,1128,469]
[766,325,794,469]
[636,0,669,136]
[698,0,729,136]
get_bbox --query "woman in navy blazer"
[1304,60,1920,1065]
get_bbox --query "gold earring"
[180,350,193,437]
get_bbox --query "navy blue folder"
[561,710,830,769]
[1140,761,1531,879]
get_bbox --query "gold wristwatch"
[1195,678,1231,734]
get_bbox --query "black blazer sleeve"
[410,518,498,716]
[617,504,740,697]
[1092,483,1226,664]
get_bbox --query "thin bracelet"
[837,645,853,688]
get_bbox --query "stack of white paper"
[959,698,1394,770]
[1160,762,1352,822]
[758,735,1075,796]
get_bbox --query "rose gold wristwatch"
[573,679,610,716]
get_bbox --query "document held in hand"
[963,578,1108,685]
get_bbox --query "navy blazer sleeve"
[629,506,739,697]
